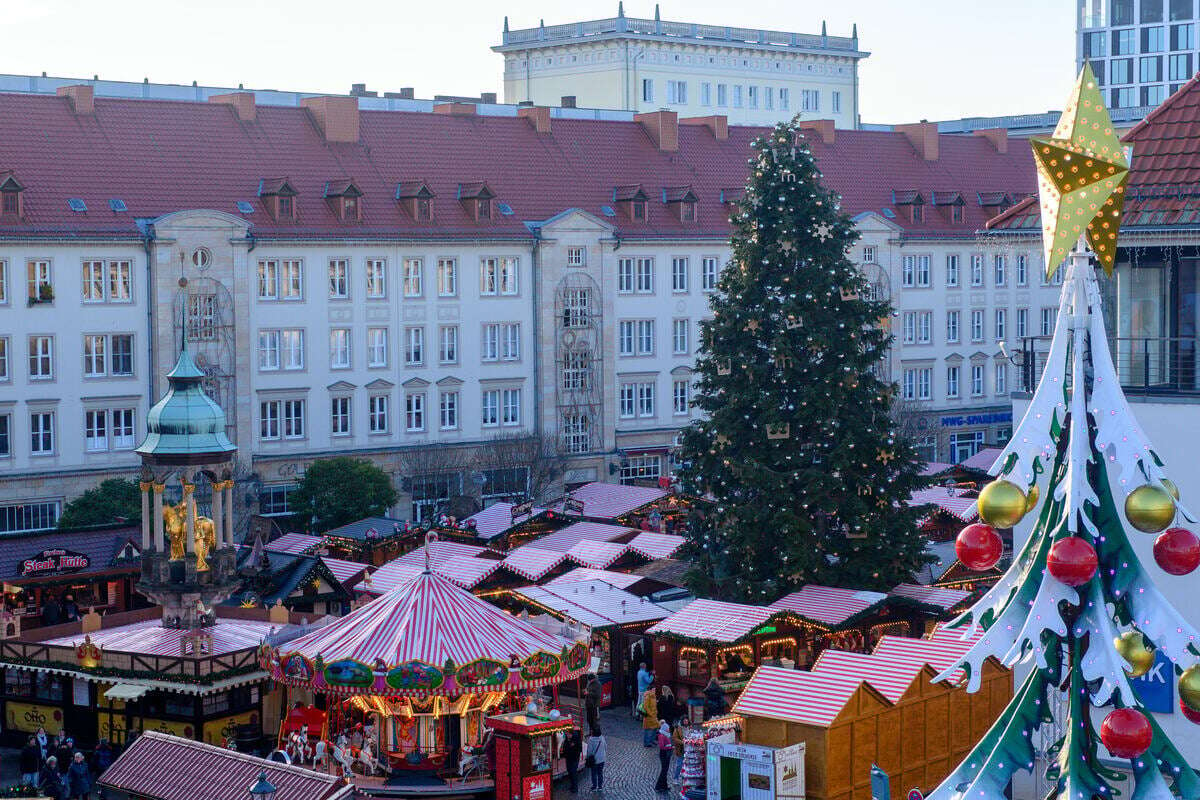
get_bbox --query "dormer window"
[978,192,1013,214]
[910,201,923,223]
[258,177,299,222]
[0,172,24,219]
[663,186,699,223]
[396,181,435,222]
[457,182,495,222]
[719,188,746,209]
[323,180,364,222]
[613,184,649,221]
[932,191,964,224]
[892,190,925,224]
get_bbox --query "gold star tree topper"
[1032,62,1129,278]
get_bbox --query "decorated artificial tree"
[938,64,1200,800]
[676,118,931,602]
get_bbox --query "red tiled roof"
[99,731,352,800]
[0,92,1032,240]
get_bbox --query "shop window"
[35,673,62,702]
[481,467,529,504]
[4,669,32,698]
[260,484,297,517]
[0,500,60,534]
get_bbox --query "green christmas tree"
[676,118,931,603]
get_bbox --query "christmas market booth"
[546,482,693,536]
[486,711,579,800]
[259,547,589,797]
[0,525,144,632]
[230,549,362,616]
[320,517,412,565]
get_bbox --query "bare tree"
[394,445,478,518]
[472,431,568,504]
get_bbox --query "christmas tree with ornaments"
[675,117,931,602]
[940,64,1200,800]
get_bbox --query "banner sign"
[1130,649,1174,713]
[5,701,64,735]
[21,549,91,577]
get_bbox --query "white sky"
[3,0,1075,123]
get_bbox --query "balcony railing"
[1018,336,1200,396]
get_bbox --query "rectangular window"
[330,328,351,369]
[0,499,62,532]
[801,89,820,112]
[701,82,712,106]
[566,247,586,267]
[1112,85,1138,107]
[1171,0,1192,21]
[971,364,985,396]
[970,254,984,286]
[673,379,689,414]
[1171,22,1194,50]
[83,334,107,377]
[780,88,790,110]
[331,396,351,436]
[85,409,108,452]
[642,78,654,103]
[283,399,305,439]
[439,325,459,364]
[733,85,743,107]
[671,257,688,292]
[1114,0,1135,27]
[0,338,8,381]
[1142,26,1166,53]
[1041,307,1058,336]
[1016,254,1028,286]
[561,348,592,390]
[946,310,960,343]
[502,323,520,361]
[995,308,1007,340]
[187,294,217,341]
[403,258,423,298]
[667,80,687,104]
[673,319,689,354]
[437,258,457,296]
[1017,308,1029,338]
[945,254,959,286]
[636,257,654,293]
[637,382,655,417]
[947,365,960,398]
[369,395,389,433]
[995,363,1008,395]
[259,485,296,516]
[993,254,1006,286]
[260,401,280,440]
[862,246,876,264]
[481,390,500,427]
[366,258,387,298]
[328,259,349,299]
[637,320,655,355]
[917,311,931,343]
[112,408,135,450]
[367,327,388,367]
[482,324,500,361]
[1141,55,1163,82]
[717,84,728,106]
[281,260,303,300]
[405,393,425,432]
[30,411,54,454]
[619,383,636,418]
[281,329,304,370]
[28,335,53,379]
[831,91,841,114]
[1144,0,1165,22]
[764,86,774,110]
[1142,84,1167,106]
[257,259,278,299]
[902,255,931,287]
[480,257,519,295]
[971,310,984,342]
[620,455,661,485]
[619,321,635,356]
[440,391,459,430]
[1111,57,1133,83]
[258,330,280,371]
[617,258,634,294]
[502,388,521,426]
[902,312,916,344]
[27,259,52,303]
[1170,51,1193,79]
[748,86,759,108]
[701,257,719,291]
[82,260,105,302]
[562,413,591,454]
[950,431,986,463]
[563,288,590,328]
[405,327,425,366]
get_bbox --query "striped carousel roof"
[889,583,971,610]
[624,532,686,559]
[277,569,576,684]
[646,598,774,643]
[501,546,571,581]
[733,666,873,727]
[767,585,889,626]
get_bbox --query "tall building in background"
[1077,0,1197,123]
[494,4,866,128]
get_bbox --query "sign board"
[202,710,260,746]
[776,742,806,800]
[523,773,551,800]
[1130,649,1174,714]
[140,717,195,739]
[708,740,805,800]
[21,548,91,578]
[908,789,925,800]
[870,765,890,800]
[5,701,64,734]
[564,497,585,514]
[939,412,1012,429]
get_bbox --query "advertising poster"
[775,741,806,800]
[5,701,64,735]
[202,710,260,745]
[523,773,551,800]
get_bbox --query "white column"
[139,482,152,550]
[211,481,225,550]
[183,481,196,555]
[152,484,165,552]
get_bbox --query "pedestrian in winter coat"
[55,737,73,774]
[671,724,686,782]
[20,736,41,785]
[67,752,91,800]
[584,675,602,732]
[35,727,49,760]
[39,757,64,800]
[657,685,679,727]
[640,688,659,746]
[562,728,583,793]
[634,663,652,716]
[585,729,607,791]
[654,721,673,794]
[703,678,727,720]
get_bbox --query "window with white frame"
[1017,308,1028,338]
[618,321,634,356]
[700,82,712,106]
[637,382,655,417]
[765,86,774,109]
[112,408,135,449]
[618,383,636,418]
[801,89,819,111]
[258,331,280,371]
[971,364,985,396]
[945,254,959,286]
[502,388,521,425]
[970,254,984,286]
[902,367,932,400]
[405,392,425,431]
[481,390,500,427]
[701,257,719,291]
[82,260,132,303]
[903,312,931,344]
[437,258,457,297]
[480,256,519,295]
[502,324,520,361]
[27,259,51,303]
[369,395,389,433]
[562,348,592,390]
[281,329,304,370]
[257,260,279,300]
[636,320,655,355]
[482,324,500,361]
[748,85,759,108]
[1016,254,1028,286]
[995,362,1008,395]
[330,328,351,369]
[282,260,303,300]
[331,396,351,436]
[260,399,306,440]
[1041,307,1057,336]
[259,401,279,441]
[673,320,689,354]
[951,430,985,463]
[780,87,790,110]
[439,326,458,364]
[642,78,654,103]
[667,80,688,104]
[620,455,661,485]
[946,310,960,344]
[902,255,931,287]
[995,309,1007,341]
[28,335,53,380]
[617,258,634,294]
[993,254,1006,286]
[405,327,425,366]
[187,294,217,341]
[673,379,689,414]
[367,328,388,367]
[328,259,349,299]
[917,311,931,343]
[30,411,53,454]
[636,258,654,293]
[283,399,305,439]
[403,258,423,298]
[717,84,728,106]
[563,288,590,328]
[85,409,108,452]
[0,260,7,305]
[439,391,459,430]
[671,257,688,292]
[863,246,876,264]
[0,338,8,382]
[832,91,842,113]
[971,310,984,342]
[562,413,591,454]
[367,258,387,298]
[0,499,60,533]
[732,85,743,107]
[83,335,107,377]
[947,365,960,398]
[566,247,586,267]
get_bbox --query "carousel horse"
[358,739,383,776]
[312,739,328,769]
[333,736,355,779]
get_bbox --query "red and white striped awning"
[565,540,629,569]
[501,547,570,581]
[624,532,685,559]
[321,557,370,586]
[267,533,326,555]
[554,482,667,520]
[907,487,979,522]
[547,567,644,590]
[890,583,971,610]
[647,599,774,643]
[810,650,927,703]
[768,585,889,626]
[732,665,867,727]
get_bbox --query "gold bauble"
[1113,631,1154,678]
[1180,665,1200,713]
[978,480,1028,529]
[1125,485,1176,534]
[1025,484,1040,513]
[1161,478,1181,501]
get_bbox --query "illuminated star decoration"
[1031,62,1129,278]
[813,222,833,241]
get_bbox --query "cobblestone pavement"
[554,708,677,800]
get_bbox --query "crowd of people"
[18,727,114,800]
[631,662,725,797]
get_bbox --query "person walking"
[658,685,679,728]
[584,674,602,733]
[671,723,686,783]
[39,756,65,800]
[640,686,659,747]
[67,751,92,800]
[20,735,42,786]
[585,728,607,792]
[654,720,673,794]
[634,663,652,717]
[562,727,583,794]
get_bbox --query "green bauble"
[978,480,1027,529]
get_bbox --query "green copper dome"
[136,343,236,465]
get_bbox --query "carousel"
[257,537,589,797]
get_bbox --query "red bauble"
[1154,528,1200,576]
[956,523,1003,571]
[1047,536,1099,587]
[1100,708,1153,758]
[1181,699,1200,725]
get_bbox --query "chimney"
[972,127,1009,154]
[301,95,360,143]
[399,87,415,100]
[481,92,497,104]
[518,105,552,134]
[433,102,476,116]
[680,115,728,141]
[56,84,94,115]
[208,92,257,122]
[350,83,378,97]
[561,95,577,108]
[896,122,939,161]
[797,119,835,144]
[635,110,678,152]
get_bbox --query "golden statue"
[195,514,216,572]
[162,500,217,571]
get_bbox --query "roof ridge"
[136,731,340,783]
[1125,72,1200,142]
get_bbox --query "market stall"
[320,517,412,565]
[487,711,579,800]
[767,585,934,660]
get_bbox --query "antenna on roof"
[504,15,509,32]
[618,1,624,16]
[654,4,660,21]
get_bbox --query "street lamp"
[248,770,277,800]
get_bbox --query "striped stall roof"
[871,625,985,683]
[565,540,630,569]
[624,532,686,559]
[920,462,955,477]
[646,599,774,643]
[432,554,503,588]
[529,521,635,552]
[355,561,422,595]
[463,502,547,541]
[733,666,871,727]
[810,650,928,703]
[558,482,667,520]
[547,567,645,590]
[391,540,488,567]
[44,618,277,658]
[518,580,671,627]
[960,447,1003,472]
[907,487,979,522]
[277,570,579,691]
[890,583,971,610]
[320,557,369,586]
[266,533,326,555]
[355,554,501,594]
[501,547,571,581]
[768,585,889,626]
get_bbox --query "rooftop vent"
[497,202,514,216]
[68,198,87,213]
[601,205,616,217]
[108,198,127,212]
[236,200,256,214]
